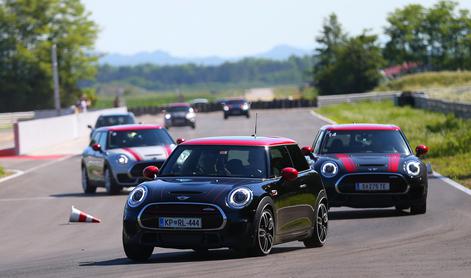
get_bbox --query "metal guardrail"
[0,112,34,126]
[317,91,401,107]
[396,93,471,119]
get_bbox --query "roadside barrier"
[69,206,101,223]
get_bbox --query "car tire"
[410,200,426,214]
[104,167,121,195]
[246,113,250,118]
[81,166,96,194]
[224,115,228,120]
[191,123,196,129]
[303,190,328,248]
[249,199,275,256]
[123,232,154,262]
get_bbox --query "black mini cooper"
[122,136,328,261]
[306,124,429,214]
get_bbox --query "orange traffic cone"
[69,206,101,223]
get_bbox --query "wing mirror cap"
[415,145,429,157]
[87,124,93,129]
[176,138,185,144]
[301,146,314,156]
[143,166,159,180]
[91,143,101,152]
[281,167,298,182]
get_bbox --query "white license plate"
[159,217,202,229]
[355,182,390,191]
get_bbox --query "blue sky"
[82,0,471,57]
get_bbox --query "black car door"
[269,146,310,240]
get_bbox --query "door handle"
[299,184,307,189]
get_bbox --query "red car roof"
[106,124,163,131]
[322,124,400,131]
[182,136,297,147]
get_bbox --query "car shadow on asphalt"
[329,209,409,220]
[79,246,303,266]
[50,191,130,198]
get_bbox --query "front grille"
[138,203,226,231]
[336,173,408,194]
[130,161,164,177]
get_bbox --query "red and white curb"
[309,109,471,197]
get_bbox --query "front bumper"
[123,202,255,249]
[113,160,165,187]
[224,109,249,116]
[165,117,195,127]
[324,172,427,208]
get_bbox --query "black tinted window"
[287,145,309,171]
[95,115,135,128]
[269,146,293,177]
[225,100,246,105]
[320,130,410,154]
[108,129,174,149]
[160,146,267,178]
[167,106,191,112]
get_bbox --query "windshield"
[167,106,191,113]
[107,129,174,149]
[225,100,246,105]
[320,130,410,154]
[95,115,134,128]
[160,145,267,178]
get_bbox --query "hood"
[108,145,173,161]
[320,153,411,173]
[144,177,261,204]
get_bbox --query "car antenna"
[252,112,258,138]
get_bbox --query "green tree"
[0,0,98,112]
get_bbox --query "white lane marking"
[0,196,56,202]
[309,109,471,196]
[433,171,471,196]
[310,110,337,124]
[0,155,74,184]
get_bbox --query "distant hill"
[99,45,312,66]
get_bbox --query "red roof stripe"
[182,136,297,147]
[336,154,357,172]
[107,125,162,131]
[123,148,142,161]
[324,124,400,131]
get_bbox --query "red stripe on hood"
[123,148,141,161]
[336,154,357,172]
[387,154,401,172]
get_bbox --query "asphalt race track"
[0,108,470,277]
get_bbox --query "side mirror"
[176,138,185,144]
[87,124,93,129]
[91,143,102,152]
[143,166,159,180]
[301,146,314,156]
[281,167,298,182]
[415,145,429,157]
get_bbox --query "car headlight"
[185,112,195,119]
[321,161,338,178]
[223,105,229,111]
[227,187,253,209]
[164,114,171,119]
[405,161,421,177]
[127,185,148,207]
[242,103,249,110]
[117,154,129,164]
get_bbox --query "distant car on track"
[164,103,196,129]
[88,112,136,137]
[222,99,250,119]
[81,124,176,194]
[122,136,328,261]
[306,124,429,214]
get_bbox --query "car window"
[90,131,101,146]
[167,106,191,113]
[95,115,135,128]
[312,130,324,154]
[287,145,309,171]
[98,132,107,149]
[269,146,293,178]
[160,146,267,178]
[108,129,174,149]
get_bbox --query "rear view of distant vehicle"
[81,125,175,194]
[88,112,136,137]
[164,103,196,129]
[223,99,250,119]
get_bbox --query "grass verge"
[316,100,471,188]
[0,165,5,178]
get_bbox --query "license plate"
[355,182,390,191]
[159,217,202,229]
[174,119,185,123]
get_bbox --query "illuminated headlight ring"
[320,161,339,178]
[227,187,253,209]
[405,161,421,177]
[127,185,148,208]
